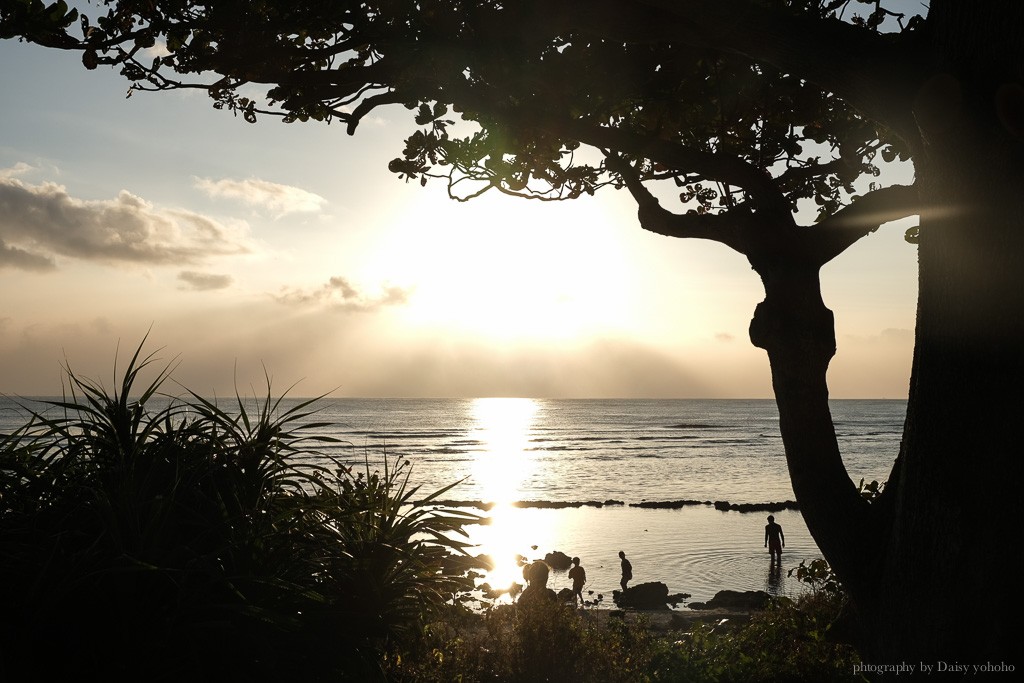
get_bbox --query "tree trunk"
[750,3,1024,663]
[863,1,1024,663]
[748,265,877,599]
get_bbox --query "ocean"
[0,397,904,607]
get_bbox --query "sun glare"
[468,397,542,591]
[366,193,640,344]
[470,397,538,504]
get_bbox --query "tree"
[2,0,1021,663]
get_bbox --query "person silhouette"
[518,561,557,606]
[765,515,785,565]
[618,550,632,591]
[568,556,587,607]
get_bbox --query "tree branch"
[608,154,765,256]
[554,120,794,223]
[809,183,919,265]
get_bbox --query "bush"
[647,596,862,682]
[0,342,475,682]
[390,586,862,682]
[387,600,657,683]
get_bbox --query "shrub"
[0,342,475,682]
[647,597,863,682]
[390,581,863,682]
[387,600,657,683]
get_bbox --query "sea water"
[0,397,904,606]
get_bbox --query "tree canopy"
[1,0,922,269]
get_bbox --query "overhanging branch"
[809,183,919,265]
[558,121,793,222]
[609,154,752,253]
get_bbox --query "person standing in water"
[568,556,586,607]
[618,550,633,591]
[765,515,785,564]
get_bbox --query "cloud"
[178,271,233,291]
[0,162,34,180]
[0,240,56,271]
[0,176,253,271]
[194,176,327,215]
[841,327,915,345]
[274,276,410,312]
[879,327,913,342]
[715,332,735,342]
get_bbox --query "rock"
[667,592,691,606]
[441,552,494,574]
[688,589,773,611]
[629,499,708,509]
[544,551,573,570]
[613,581,672,610]
[556,587,575,602]
[480,581,524,599]
[712,500,799,512]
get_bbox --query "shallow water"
[464,505,818,607]
[0,396,904,607]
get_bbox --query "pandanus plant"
[0,339,477,681]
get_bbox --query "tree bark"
[869,2,1024,661]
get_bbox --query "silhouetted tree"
[3,0,1021,663]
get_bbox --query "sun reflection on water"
[468,398,543,594]
[470,397,538,504]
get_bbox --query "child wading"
[568,557,586,607]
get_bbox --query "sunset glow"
[0,40,917,399]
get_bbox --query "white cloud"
[194,176,327,216]
[274,276,410,312]
[0,176,254,271]
[0,162,34,180]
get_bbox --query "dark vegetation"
[1,343,862,681]
[0,344,476,681]
[388,586,861,683]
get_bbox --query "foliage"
[387,591,862,683]
[647,596,862,683]
[0,342,477,682]
[387,599,657,683]
[789,558,845,600]
[856,477,885,502]
[0,0,922,261]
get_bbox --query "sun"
[366,191,642,344]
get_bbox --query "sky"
[0,37,919,399]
